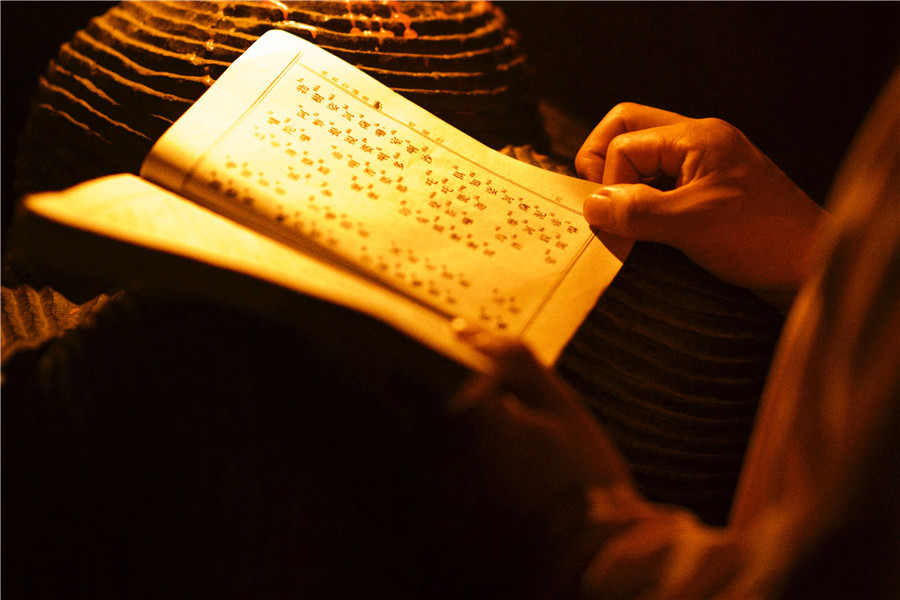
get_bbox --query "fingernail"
[583,188,613,224]
[450,316,473,335]
[450,317,498,353]
[586,187,614,203]
[450,317,482,344]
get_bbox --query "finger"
[575,103,690,182]
[445,371,502,416]
[601,124,694,186]
[583,183,677,242]
[443,327,560,417]
[446,373,548,440]
[453,321,587,417]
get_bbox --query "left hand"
[445,322,633,524]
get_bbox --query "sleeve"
[576,483,784,600]
[579,63,900,600]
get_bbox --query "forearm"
[446,329,779,599]
[568,484,773,600]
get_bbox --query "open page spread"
[22,174,493,373]
[141,30,631,365]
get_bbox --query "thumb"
[583,183,671,241]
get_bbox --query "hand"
[445,321,634,537]
[440,324,663,595]
[575,103,830,308]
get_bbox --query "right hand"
[575,103,830,309]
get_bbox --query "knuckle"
[619,186,667,239]
[605,134,630,156]
[694,117,744,145]
[602,102,640,134]
[609,101,640,117]
[622,188,652,222]
[694,116,733,132]
[605,102,637,132]
[573,150,592,174]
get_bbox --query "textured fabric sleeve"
[578,63,900,600]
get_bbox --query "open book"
[15,30,630,372]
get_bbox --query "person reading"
[4,40,897,600]
[444,67,899,598]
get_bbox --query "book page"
[22,174,493,373]
[142,30,631,364]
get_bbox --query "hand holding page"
[20,30,631,369]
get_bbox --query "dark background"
[500,2,900,204]
[2,2,899,237]
[1,1,119,238]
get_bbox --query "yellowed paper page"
[142,30,630,364]
[23,174,493,372]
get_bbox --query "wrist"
[530,482,653,598]
[759,204,834,312]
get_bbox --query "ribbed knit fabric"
[0,284,116,364]
[558,242,784,525]
[14,1,543,201]
[1,289,539,599]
